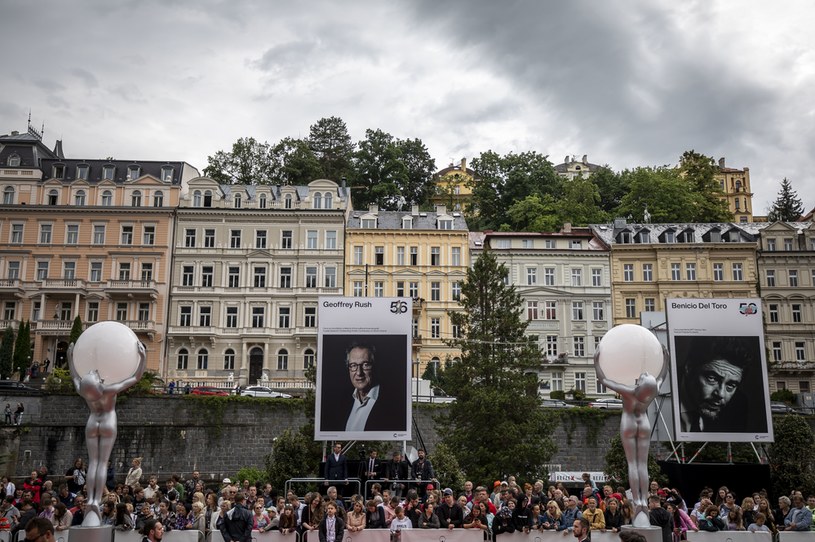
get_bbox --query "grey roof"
[348,209,468,230]
[590,222,769,246]
[0,130,60,168]
[40,158,191,185]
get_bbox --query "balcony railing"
[41,278,86,289]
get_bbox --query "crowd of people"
[1,451,815,542]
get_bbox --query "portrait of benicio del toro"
[320,335,408,433]
[675,335,767,434]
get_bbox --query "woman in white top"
[124,458,143,489]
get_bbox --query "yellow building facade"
[431,158,474,212]
[345,204,468,375]
[714,157,753,223]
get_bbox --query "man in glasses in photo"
[344,343,389,431]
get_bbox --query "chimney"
[564,155,570,164]
[412,204,419,216]
[435,204,447,215]
[460,157,467,171]
[562,222,572,233]
[368,204,378,214]
[718,157,725,168]
[582,155,588,164]
[53,140,64,159]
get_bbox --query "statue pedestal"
[621,524,664,542]
[68,525,114,542]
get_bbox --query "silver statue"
[594,324,667,528]
[68,322,146,527]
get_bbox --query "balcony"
[0,278,25,297]
[34,319,74,335]
[541,354,569,366]
[106,279,159,299]
[0,319,21,330]
[39,278,87,294]
[769,361,815,374]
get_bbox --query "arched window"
[234,193,241,208]
[3,186,14,205]
[735,180,742,192]
[203,190,213,207]
[101,190,112,206]
[313,193,322,209]
[224,348,235,370]
[7,154,21,167]
[197,348,209,370]
[74,190,86,206]
[177,348,189,370]
[324,192,333,208]
[259,194,267,209]
[48,189,59,205]
[304,348,315,369]
[193,190,202,207]
[277,349,288,370]
[153,191,164,207]
[131,190,142,207]
[284,194,292,209]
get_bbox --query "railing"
[107,279,158,289]
[35,319,74,331]
[42,278,86,288]
[0,278,21,288]
[285,477,361,499]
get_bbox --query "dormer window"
[74,190,86,206]
[101,190,112,206]
[161,166,174,182]
[617,231,633,244]
[234,193,241,208]
[634,230,649,244]
[76,165,89,180]
[402,217,413,229]
[102,165,115,180]
[324,192,333,208]
[284,194,292,209]
[153,191,164,207]
[193,190,202,207]
[437,218,453,230]
[6,154,20,167]
[128,165,141,180]
[131,190,142,207]
[313,193,322,209]
[52,164,65,179]
[361,218,377,229]
[661,230,675,243]
[48,189,59,205]
[203,190,212,207]
[571,240,583,249]
[678,230,694,243]
[259,194,267,209]
[3,186,14,204]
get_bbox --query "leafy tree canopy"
[204,137,276,185]
[308,116,355,183]
[269,137,323,186]
[767,178,805,222]
[616,167,696,223]
[678,150,733,222]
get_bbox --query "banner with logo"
[315,297,412,441]
[667,298,772,442]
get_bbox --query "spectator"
[220,491,253,542]
[418,502,440,529]
[648,495,673,542]
[125,458,143,490]
[24,517,55,542]
[53,502,72,532]
[784,494,813,532]
[747,512,771,533]
[318,502,345,542]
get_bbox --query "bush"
[235,467,267,486]
[568,389,587,401]
[549,390,566,400]
[771,389,796,404]
[44,367,75,393]
[123,371,163,396]
[430,442,466,491]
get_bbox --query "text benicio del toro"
[322,300,373,309]
[671,301,729,310]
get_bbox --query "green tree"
[589,166,629,214]
[443,250,557,481]
[308,116,355,182]
[556,176,609,226]
[429,442,466,491]
[12,321,30,379]
[505,194,560,232]
[68,316,83,346]
[204,137,276,185]
[0,326,14,380]
[265,428,321,489]
[350,129,407,209]
[679,150,733,222]
[395,138,436,209]
[269,137,323,185]
[767,178,805,222]
[768,414,815,497]
[616,167,696,223]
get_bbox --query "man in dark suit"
[324,443,348,483]
[384,451,411,498]
[411,449,434,501]
[359,449,381,490]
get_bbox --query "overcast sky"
[2,0,813,215]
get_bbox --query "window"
[197,349,208,370]
[277,349,288,370]
[789,270,798,287]
[32,301,41,321]
[766,270,776,287]
[623,264,634,282]
[527,301,538,320]
[452,323,461,338]
[642,264,653,282]
[574,371,586,391]
[544,239,555,249]
[281,230,292,249]
[685,263,696,281]
[410,246,418,265]
[572,301,584,321]
[47,189,59,205]
[89,224,104,245]
[353,281,363,297]
[6,261,20,280]
[545,301,557,320]
[522,239,533,249]
[592,301,604,321]
[396,246,406,266]
[230,230,241,249]
[551,372,563,391]
[152,191,164,207]
[36,261,49,280]
[6,154,20,167]
[252,307,265,328]
[452,281,461,301]
[224,349,236,370]
[374,246,384,265]
[131,191,142,207]
[161,166,174,183]
[10,223,23,244]
[63,261,76,279]
[199,306,212,326]
[396,281,405,297]
[353,246,363,265]
[574,337,586,357]
[177,349,189,370]
[278,307,290,328]
[116,302,128,321]
[800,381,811,393]
[74,190,85,206]
[182,266,194,286]
[193,191,202,207]
[259,194,267,209]
[732,263,744,281]
[39,224,52,244]
[571,240,583,249]
[87,302,99,323]
[313,193,322,209]
[202,190,212,207]
[202,229,214,248]
[644,298,656,312]
[225,306,238,328]
[409,282,419,298]
[795,342,806,361]
[2,302,14,322]
[713,263,724,281]
[279,267,292,288]
[307,230,318,249]
[767,238,776,251]
[253,266,266,288]
[179,306,192,326]
[527,267,537,285]
[139,225,155,246]
[2,187,13,204]
[126,165,140,180]
[141,262,153,282]
[101,190,112,206]
[431,247,440,266]
[304,349,315,369]
[438,218,453,230]
[88,261,102,283]
[545,336,558,357]
[184,229,196,248]
[201,266,213,287]
[769,304,779,323]
[255,230,267,249]
[305,307,316,327]
[571,268,582,286]
[772,342,782,362]
[101,165,115,180]
[671,263,681,281]
[138,303,150,322]
[792,304,802,323]
[784,238,794,251]
[431,317,440,338]
[361,218,376,229]
[305,266,317,288]
[545,267,555,286]
[374,281,384,297]
[233,193,241,208]
[325,267,336,288]
[59,302,72,321]
[284,194,292,209]
[225,266,239,288]
[326,230,337,249]
[121,226,133,245]
[66,224,79,244]
[402,217,413,229]
[451,247,461,266]
[625,298,636,318]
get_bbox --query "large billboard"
[315,297,412,441]
[667,298,772,442]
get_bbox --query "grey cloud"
[72,68,99,89]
